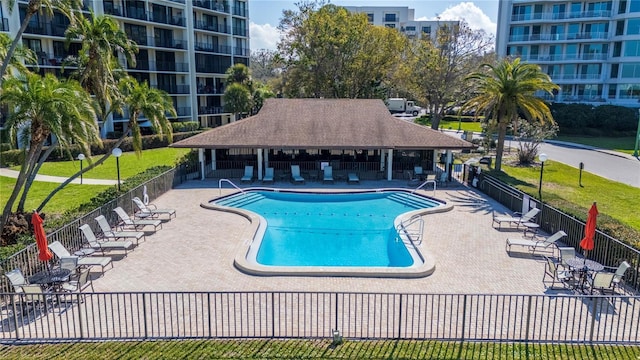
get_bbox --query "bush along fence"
[0,291,639,343]
[0,161,201,299]
[478,174,640,293]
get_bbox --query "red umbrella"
[579,202,598,257]
[32,211,53,262]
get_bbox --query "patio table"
[565,258,604,291]
[29,268,71,291]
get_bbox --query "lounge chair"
[262,167,274,183]
[241,165,254,183]
[291,165,305,184]
[95,215,145,245]
[5,269,28,294]
[79,224,133,256]
[113,207,162,232]
[348,172,359,184]
[506,230,567,256]
[414,166,424,180]
[132,197,176,220]
[493,208,540,229]
[48,241,112,273]
[323,166,334,184]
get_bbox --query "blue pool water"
[215,191,440,267]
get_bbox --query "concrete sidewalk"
[0,168,118,185]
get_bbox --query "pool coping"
[201,188,453,278]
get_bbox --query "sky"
[248,1,500,51]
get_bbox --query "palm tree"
[64,12,138,123]
[36,77,176,211]
[0,72,98,231]
[0,33,37,78]
[464,58,559,171]
[0,0,81,82]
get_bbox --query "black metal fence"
[0,161,201,298]
[479,175,640,292]
[1,291,639,344]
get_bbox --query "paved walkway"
[0,168,118,185]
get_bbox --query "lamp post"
[112,148,122,191]
[538,153,548,201]
[633,108,639,157]
[77,153,85,184]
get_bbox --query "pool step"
[217,192,265,208]
[387,193,433,209]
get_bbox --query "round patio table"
[565,258,604,272]
[29,268,72,289]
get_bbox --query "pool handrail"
[411,179,436,194]
[219,179,246,196]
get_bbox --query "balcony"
[147,37,188,50]
[233,47,249,57]
[149,13,185,27]
[194,42,232,54]
[511,10,610,22]
[152,61,189,72]
[176,107,191,116]
[198,106,225,115]
[567,32,609,41]
[152,84,191,94]
[124,8,148,21]
[24,21,68,37]
[193,0,229,13]
[232,26,247,37]
[194,21,230,34]
[103,4,123,16]
[195,64,228,73]
[232,6,248,17]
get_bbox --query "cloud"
[250,22,281,51]
[417,2,496,36]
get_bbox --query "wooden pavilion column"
[198,148,205,180]
[257,148,263,181]
[210,149,216,171]
[386,149,393,181]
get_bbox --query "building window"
[632,1,640,12]
[610,63,619,78]
[405,26,415,31]
[616,20,625,35]
[621,63,640,78]
[619,0,627,14]
[608,84,617,98]
[613,41,622,56]
[385,23,395,29]
[422,26,431,34]
[367,13,373,22]
[384,13,396,22]
[628,19,640,35]
[624,40,640,56]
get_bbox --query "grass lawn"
[0,339,638,359]
[554,135,636,155]
[10,148,191,179]
[496,160,640,235]
[436,119,483,133]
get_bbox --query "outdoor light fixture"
[112,148,122,191]
[538,153,548,201]
[331,329,343,346]
[77,153,85,184]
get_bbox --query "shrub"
[551,103,637,135]
[172,121,200,133]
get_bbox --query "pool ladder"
[219,179,246,196]
[396,215,424,245]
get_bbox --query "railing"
[479,174,640,292]
[411,179,436,194]
[0,161,201,298]
[1,291,639,343]
[218,178,244,195]
[396,215,423,245]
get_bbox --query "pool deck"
[91,178,566,295]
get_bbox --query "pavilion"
[171,98,475,181]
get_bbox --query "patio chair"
[588,271,616,295]
[61,268,94,295]
[291,165,305,184]
[506,230,567,256]
[414,166,424,180]
[347,172,359,184]
[323,166,334,184]
[241,165,254,183]
[606,261,632,293]
[558,247,576,267]
[262,167,274,183]
[132,196,176,220]
[493,208,540,229]
[95,215,145,245]
[113,207,162,232]
[79,224,133,256]
[542,256,574,289]
[48,241,113,273]
[5,269,27,294]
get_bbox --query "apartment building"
[497,0,640,106]
[0,0,250,136]
[344,6,458,41]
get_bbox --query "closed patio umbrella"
[32,211,53,262]
[579,202,598,259]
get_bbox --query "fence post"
[397,294,403,339]
[208,292,212,338]
[334,293,339,337]
[12,297,20,341]
[271,293,275,338]
[589,297,598,343]
[524,295,532,342]
[461,295,467,340]
[142,293,148,339]
[77,293,84,339]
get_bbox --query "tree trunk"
[494,121,508,172]
[0,8,36,83]
[36,134,128,212]
[17,143,57,212]
[0,142,41,233]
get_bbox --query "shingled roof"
[171,98,474,150]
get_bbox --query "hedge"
[0,131,201,167]
[551,103,638,136]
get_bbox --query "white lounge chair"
[241,165,254,183]
[113,207,162,232]
[493,208,540,229]
[291,165,305,184]
[95,215,145,245]
[414,166,424,179]
[348,172,359,184]
[79,224,133,256]
[48,241,113,273]
[262,167,274,183]
[132,197,176,220]
[323,166,334,184]
[506,230,567,256]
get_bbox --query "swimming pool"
[207,189,450,278]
